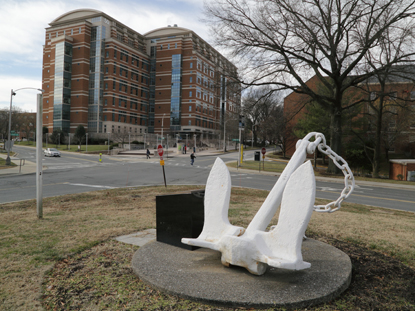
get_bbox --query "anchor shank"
[246,138,312,232]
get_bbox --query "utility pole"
[36,92,44,219]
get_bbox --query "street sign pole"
[158,144,167,187]
[261,147,266,171]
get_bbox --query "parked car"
[44,148,61,157]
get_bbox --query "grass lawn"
[0,186,414,310]
[0,157,16,170]
[230,157,415,186]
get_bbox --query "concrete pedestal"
[132,239,352,309]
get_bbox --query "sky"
[0,0,209,113]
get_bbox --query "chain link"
[309,133,355,213]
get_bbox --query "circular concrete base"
[132,239,352,309]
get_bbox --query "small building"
[389,159,415,181]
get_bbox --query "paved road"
[0,145,414,213]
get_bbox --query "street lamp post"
[129,132,131,150]
[252,123,254,148]
[86,133,88,153]
[6,88,44,165]
[186,134,189,153]
[223,118,233,153]
[107,132,110,155]
[161,113,166,141]
[58,133,60,149]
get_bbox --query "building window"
[189,106,192,112]
[370,92,376,100]
[79,27,82,33]
[190,77,192,83]
[189,91,192,97]
[190,63,193,69]
[189,120,191,125]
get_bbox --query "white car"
[44,148,61,157]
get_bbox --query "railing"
[0,158,25,173]
[18,158,25,173]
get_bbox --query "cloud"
[0,0,212,113]
[0,76,43,113]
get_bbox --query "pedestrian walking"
[146,149,151,159]
[190,152,196,166]
[184,145,187,154]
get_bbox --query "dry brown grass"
[0,185,200,310]
[0,185,414,310]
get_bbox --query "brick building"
[42,9,239,143]
[283,73,415,159]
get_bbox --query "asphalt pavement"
[1,148,415,192]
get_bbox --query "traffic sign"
[160,160,165,166]
[261,147,266,155]
[157,144,164,157]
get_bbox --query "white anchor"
[182,132,354,275]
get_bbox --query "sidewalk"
[117,147,225,158]
[0,153,38,177]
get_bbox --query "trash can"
[156,190,204,250]
[254,151,261,161]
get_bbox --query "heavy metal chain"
[307,133,355,213]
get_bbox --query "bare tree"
[204,0,415,173]
[19,113,36,142]
[0,107,24,141]
[243,86,282,145]
[356,10,415,177]
[358,67,414,177]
